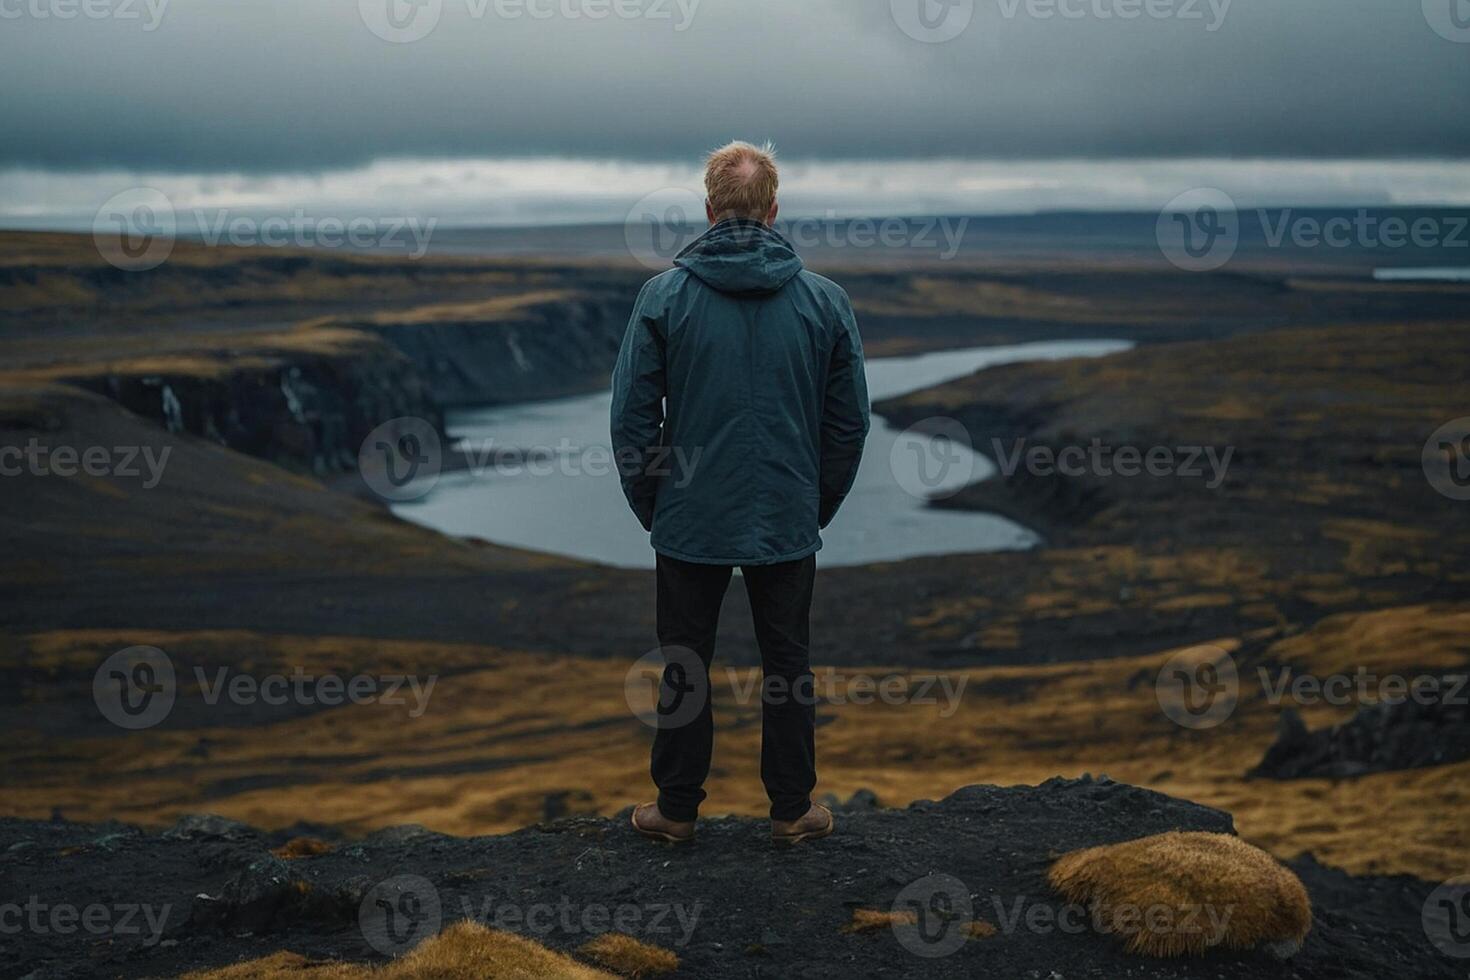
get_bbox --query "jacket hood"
[673,218,804,296]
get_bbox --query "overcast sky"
[2,0,1468,225]
[4,0,1468,171]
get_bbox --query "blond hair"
[704,141,779,221]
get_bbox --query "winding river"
[392,339,1132,568]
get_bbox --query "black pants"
[651,553,817,822]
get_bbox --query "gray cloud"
[1,0,1467,174]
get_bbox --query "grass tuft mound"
[178,921,615,979]
[574,933,679,977]
[1048,831,1311,958]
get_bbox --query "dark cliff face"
[62,338,442,476]
[350,293,635,407]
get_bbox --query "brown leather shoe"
[631,802,695,844]
[770,803,834,845]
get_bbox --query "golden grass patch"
[177,921,614,979]
[271,837,334,860]
[1049,832,1311,958]
[574,933,679,978]
[7,605,1467,881]
[841,908,916,934]
[842,908,993,940]
[175,951,359,979]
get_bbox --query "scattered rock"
[201,855,309,934]
[817,788,882,812]
[1250,693,1470,780]
[163,814,257,842]
[364,824,441,846]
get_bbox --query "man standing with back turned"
[611,142,870,846]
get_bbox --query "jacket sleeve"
[610,282,666,532]
[818,292,871,528]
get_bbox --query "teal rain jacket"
[611,218,870,565]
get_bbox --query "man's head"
[704,141,779,226]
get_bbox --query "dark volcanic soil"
[0,778,1453,979]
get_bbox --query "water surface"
[394,340,1132,567]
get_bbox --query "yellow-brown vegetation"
[6,604,1467,880]
[176,921,614,979]
[1049,832,1311,958]
[573,933,679,978]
